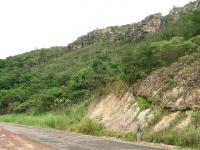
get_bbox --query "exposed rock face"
[88,92,151,132]
[88,57,200,131]
[176,111,193,129]
[129,13,162,42]
[67,1,200,50]
[136,60,200,111]
[153,112,179,132]
[87,0,200,132]
[67,13,163,50]
[88,92,192,132]
[168,0,200,21]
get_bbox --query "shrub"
[189,35,200,45]
[137,97,152,111]
[77,117,104,135]
[14,100,34,113]
[123,132,137,141]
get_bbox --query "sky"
[0,0,195,59]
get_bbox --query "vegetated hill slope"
[0,0,200,115]
[89,47,200,131]
[0,0,200,148]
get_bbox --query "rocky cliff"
[67,0,200,51]
[136,58,200,111]
[67,13,163,50]
[68,0,200,49]
[168,0,200,21]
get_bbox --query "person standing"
[136,123,142,142]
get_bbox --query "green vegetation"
[192,111,200,129]
[147,108,164,126]
[145,111,200,149]
[0,102,87,130]
[123,132,137,141]
[0,10,200,114]
[0,113,105,135]
[77,117,104,135]
[137,97,152,111]
[147,11,200,41]
[0,46,123,114]
[122,36,199,83]
[0,101,110,136]
[143,127,200,149]
[0,7,200,149]
[0,112,136,141]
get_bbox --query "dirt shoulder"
[0,128,54,150]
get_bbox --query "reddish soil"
[0,128,55,150]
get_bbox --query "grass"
[0,112,80,130]
[123,132,137,141]
[0,110,199,149]
[0,102,199,149]
[169,112,187,128]
[0,101,136,141]
[147,108,164,126]
[0,112,138,145]
[192,111,200,129]
[142,127,200,149]
[0,102,87,130]
[77,117,104,135]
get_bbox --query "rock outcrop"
[136,60,200,111]
[168,0,200,21]
[67,13,163,50]
[153,112,179,132]
[67,1,200,51]
[88,92,151,132]
[88,91,195,132]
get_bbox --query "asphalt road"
[0,123,165,150]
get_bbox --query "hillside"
[0,0,200,149]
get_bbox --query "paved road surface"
[0,128,53,150]
[0,123,165,150]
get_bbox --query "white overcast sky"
[0,0,195,59]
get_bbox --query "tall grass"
[142,127,200,149]
[0,103,199,149]
[0,101,126,138]
[0,112,134,138]
[0,102,87,130]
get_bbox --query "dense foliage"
[0,10,200,114]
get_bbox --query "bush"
[77,117,104,135]
[189,35,200,45]
[14,100,34,113]
[137,97,152,111]
[1,10,200,116]
[123,132,137,141]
